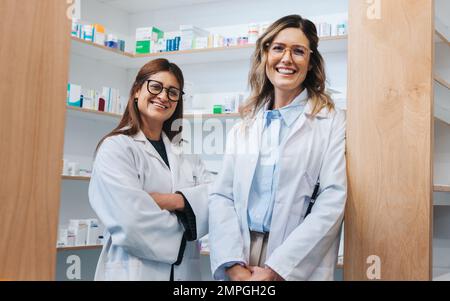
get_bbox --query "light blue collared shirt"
[247,90,308,233]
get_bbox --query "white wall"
[79,0,133,51]
[129,0,348,32]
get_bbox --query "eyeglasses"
[146,80,184,102]
[267,42,313,61]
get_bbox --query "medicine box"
[69,219,88,246]
[85,219,100,246]
[179,25,209,50]
[67,83,82,107]
[93,24,106,46]
[136,27,164,54]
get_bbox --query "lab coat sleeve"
[177,155,212,239]
[208,126,247,280]
[89,137,184,264]
[265,110,347,280]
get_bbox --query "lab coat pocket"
[289,171,315,214]
[283,171,315,238]
[300,171,318,219]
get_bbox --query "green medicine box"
[136,40,153,54]
[135,27,164,54]
[213,105,223,114]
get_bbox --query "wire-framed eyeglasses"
[266,42,313,61]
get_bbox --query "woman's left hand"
[150,193,185,212]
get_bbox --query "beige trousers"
[249,231,269,267]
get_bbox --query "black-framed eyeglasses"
[146,80,184,102]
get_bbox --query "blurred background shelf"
[71,37,134,68]
[57,245,102,251]
[67,105,241,121]
[435,185,450,193]
[71,35,348,68]
[435,75,450,90]
[62,175,91,181]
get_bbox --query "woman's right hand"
[226,264,252,281]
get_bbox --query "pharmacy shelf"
[435,185,450,193]
[71,35,348,68]
[72,31,450,68]
[134,44,255,67]
[436,116,450,126]
[67,105,122,119]
[435,17,449,48]
[435,75,450,90]
[435,30,450,48]
[435,95,450,126]
[57,245,102,251]
[62,175,91,181]
[133,36,347,67]
[184,112,240,119]
[66,105,240,122]
[71,37,134,68]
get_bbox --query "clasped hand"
[226,264,283,281]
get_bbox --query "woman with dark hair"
[209,15,347,281]
[89,58,210,281]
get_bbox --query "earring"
[134,98,138,103]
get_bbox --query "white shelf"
[435,17,450,47]
[62,175,91,181]
[71,35,348,68]
[66,105,241,122]
[71,37,134,69]
[435,78,450,125]
[57,245,102,251]
[435,185,450,193]
[71,29,450,69]
[435,75,450,90]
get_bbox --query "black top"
[147,137,197,280]
[148,138,170,169]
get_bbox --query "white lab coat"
[209,100,347,281]
[89,130,210,281]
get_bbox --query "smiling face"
[265,27,312,100]
[134,71,181,124]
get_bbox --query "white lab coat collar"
[259,90,332,120]
[132,130,180,168]
[132,130,184,192]
[304,99,333,119]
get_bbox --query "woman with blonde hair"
[209,15,347,281]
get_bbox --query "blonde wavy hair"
[241,14,334,119]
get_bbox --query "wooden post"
[345,0,434,280]
[0,0,71,280]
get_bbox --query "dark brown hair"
[241,14,334,118]
[96,58,184,152]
